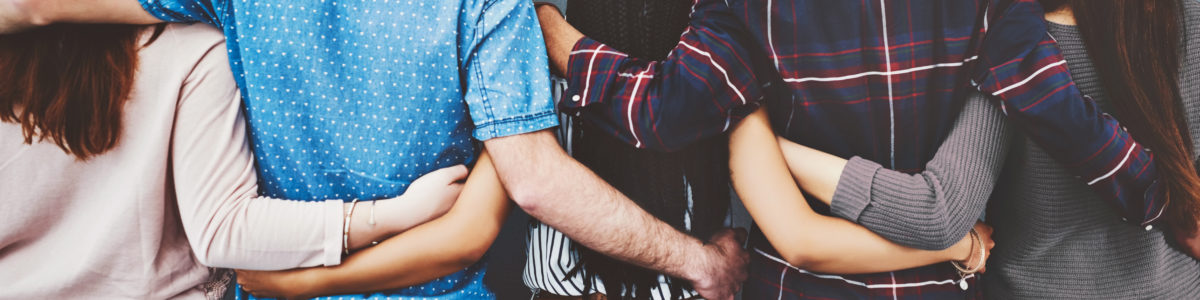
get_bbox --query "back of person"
[732,0,986,172]
[0,23,230,299]
[985,0,1200,298]
[136,0,558,298]
[726,0,992,297]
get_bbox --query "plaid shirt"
[560,0,1165,298]
[563,0,1163,227]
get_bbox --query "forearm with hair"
[729,107,970,274]
[293,152,509,297]
[536,4,583,76]
[484,130,707,281]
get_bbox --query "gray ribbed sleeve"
[829,92,1013,250]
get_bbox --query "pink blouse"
[0,24,344,299]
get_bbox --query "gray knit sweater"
[829,1,1200,298]
[983,4,1200,298]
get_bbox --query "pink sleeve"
[168,40,344,270]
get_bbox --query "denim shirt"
[138,0,558,298]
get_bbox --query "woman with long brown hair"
[980,0,1200,297]
[0,24,465,298]
[769,0,1200,297]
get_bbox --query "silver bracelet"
[951,229,985,275]
[342,199,360,255]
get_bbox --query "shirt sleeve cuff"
[323,199,345,266]
[560,37,613,111]
[472,110,560,141]
[534,0,567,14]
[831,156,882,222]
[1141,179,1166,226]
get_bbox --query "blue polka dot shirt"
[137,0,558,298]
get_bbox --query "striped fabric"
[556,0,1167,298]
[523,221,700,299]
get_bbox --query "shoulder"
[132,23,237,109]
[138,23,228,68]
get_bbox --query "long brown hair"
[1041,0,1200,235]
[0,24,163,160]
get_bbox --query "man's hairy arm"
[2,0,159,33]
[484,130,749,300]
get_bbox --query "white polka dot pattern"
[138,0,558,298]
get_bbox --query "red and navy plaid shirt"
[560,0,1165,298]
[563,0,1163,230]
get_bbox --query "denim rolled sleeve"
[461,0,560,141]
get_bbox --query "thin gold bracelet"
[342,199,359,255]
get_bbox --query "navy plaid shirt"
[560,0,1165,298]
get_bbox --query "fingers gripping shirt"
[137,0,558,299]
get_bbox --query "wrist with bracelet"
[950,228,985,290]
[342,199,360,255]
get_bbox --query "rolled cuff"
[560,37,611,111]
[472,110,560,141]
[323,199,345,266]
[831,156,882,222]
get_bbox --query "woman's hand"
[347,165,467,250]
[236,268,322,300]
[390,164,467,226]
[955,222,995,273]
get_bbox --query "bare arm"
[729,107,982,273]
[536,3,580,76]
[237,151,510,299]
[2,0,159,33]
[485,130,749,300]
[778,92,1012,250]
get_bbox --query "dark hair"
[0,24,164,160]
[1040,0,1200,235]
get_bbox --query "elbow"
[770,236,830,269]
[506,176,550,217]
[779,247,832,271]
[188,235,252,269]
[450,241,490,269]
[443,221,501,270]
[780,249,814,269]
[190,244,233,269]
